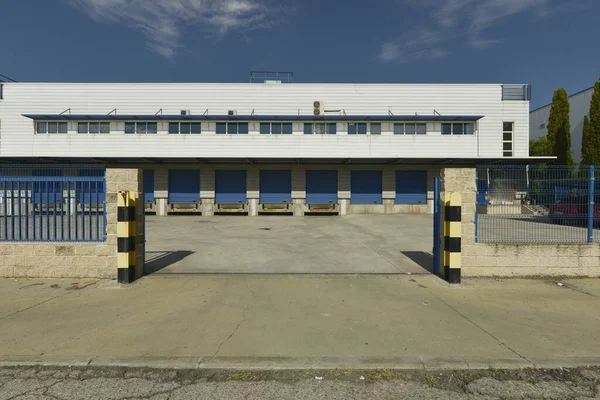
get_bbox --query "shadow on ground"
[401,251,433,273]
[144,251,195,275]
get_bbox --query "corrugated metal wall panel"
[259,170,292,203]
[338,168,350,199]
[247,167,259,199]
[215,170,247,204]
[395,170,427,204]
[200,168,215,198]
[291,167,306,199]
[154,168,168,198]
[306,170,338,204]
[168,169,200,203]
[0,82,528,160]
[350,170,383,204]
[382,169,396,199]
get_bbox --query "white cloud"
[380,0,560,62]
[69,0,284,58]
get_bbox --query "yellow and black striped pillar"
[117,190,137,284]
[444,192,461,284]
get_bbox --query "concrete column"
[339,199,350,216]
[202,198,215,216]
[248,198,259,216]
[106,168,144,281]
[157,198,168,216]
[293,198,305,216]
[383,199,395,214]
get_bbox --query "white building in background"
[0,81,531,216]
[529,86,595,162]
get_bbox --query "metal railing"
[0,165,106,242]
[476,165,598,243]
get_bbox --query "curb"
[1,355,600,370]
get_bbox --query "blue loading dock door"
[168,169,200,203]
[143,170,155,203]
[395,170,427,204]
[351,170,383,204]
[260,170,292,203]
[306,170,338,204]
[215,170,247,204]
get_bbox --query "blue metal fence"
[0,165,106,242]
[476,165,599,243]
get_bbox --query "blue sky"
[1,0,598,109]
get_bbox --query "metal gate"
[432,176,441,275]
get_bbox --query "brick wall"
[0,168,143,279]
[441,167,600,277]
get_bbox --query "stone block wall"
[441,167,600,277]
[0,168,143,279]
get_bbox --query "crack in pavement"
[0,280,99,322]
[209,280,257,360]
[423,286,534,366]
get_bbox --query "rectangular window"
[370,123,381,135]
[327,123,337,135]
[315,123,326,134]
[442,122,476,135]
[218,122,249,134]
[304,123,313,135]
[77,122,110,134]
[169,122,201,134]
[272,123,282,135]
[503,122,514,157]
[125,122,136,134]
[394,123,404,135]
[416,123,426,134]
[124,122,157,134]
[260,123,270,134]
[442,123,452,135]
[99,122,110,134]
[48,122,58,134]
[348,122,366,135]
[282,123,293,134]
[89,123,99,134]
[405,124,416,135]
[36,121,67,134]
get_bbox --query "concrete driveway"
[144,214,433,275]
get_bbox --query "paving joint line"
[423,287,535,367]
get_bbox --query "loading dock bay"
[144,214,433,275]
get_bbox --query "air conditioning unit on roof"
[228,110,237,116]
[180,110,191,116]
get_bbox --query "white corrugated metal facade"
[0,82,529,160]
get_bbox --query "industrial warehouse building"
[529,86,595,162]
[0,81,531,217]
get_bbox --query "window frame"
[394,122,427,135]
[260,122,293,135]
[35,121,68,134]
[124,121,158,134]
[77,122,110,134]
[216,122,249,135]
[305,122,336,135]
[168,122,201,134]
[503,122,514,157]
[441,122,476,136]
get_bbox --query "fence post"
[589,166,595,244]
[444,192,462,284]
[117,190,137,284]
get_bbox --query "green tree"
[585,81,600,165]
[581,116,592,165]
[547,88,572,165]
[529,135,552,156]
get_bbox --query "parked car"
[549,194,600,226]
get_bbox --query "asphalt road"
[1,366,600,400]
